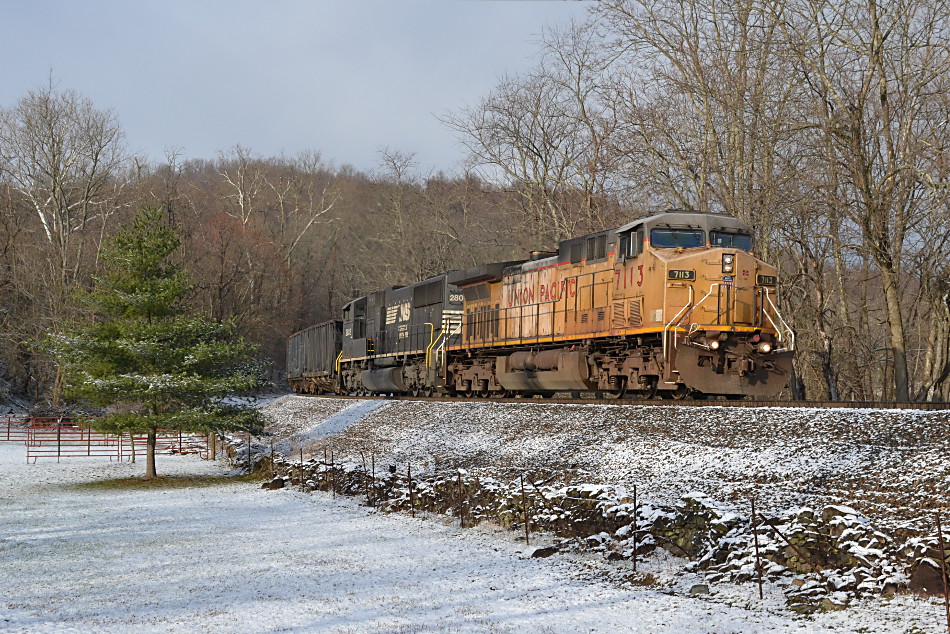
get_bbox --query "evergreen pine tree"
[46,206,268,478]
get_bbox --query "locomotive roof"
[343,273,459,310]
[449,261,526,288]
[615,209,751,234]
[344,211,752,306]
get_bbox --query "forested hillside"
[3,0,950,405]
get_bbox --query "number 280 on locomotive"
[287,209,794,400]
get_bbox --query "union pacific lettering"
[506,278,577,307]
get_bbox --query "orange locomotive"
[287,209,794,399]
[444,209,793,399]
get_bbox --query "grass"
[65,471,264,491]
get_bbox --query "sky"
[1,0,593,175]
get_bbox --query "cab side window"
[622,228,643,259]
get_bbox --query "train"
[287,209,795,400]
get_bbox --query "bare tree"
[598,0,800,258]
[217,145,266,226]
[781,0,950,400]
[0,81,126,287]
[442,20,619,248]
[263,151,339,269]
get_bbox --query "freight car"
[286,320,342,394]
[287,209,794,399]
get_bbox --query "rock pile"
[263,455,950,613]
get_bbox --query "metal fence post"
[521,474,530,546]
[632,484,638,572]
[936,514,950,633]
[361,452,370,505]
[246,433,252,472]
[408,463,414,517]
[457,471,464,528]
[752,496,764,600]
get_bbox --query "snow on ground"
[1,443,948,632]
[273,399,393,455]
[261,397,950,533]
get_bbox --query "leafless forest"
[2,0,950,405]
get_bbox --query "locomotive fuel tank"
[495,350,596,392]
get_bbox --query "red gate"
[15,418,209,463]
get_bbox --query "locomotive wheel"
[597,377,627,400]
[666,385,691,400]
[631,378,658,400]
[422,387,434,397]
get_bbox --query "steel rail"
[295,393,950,411]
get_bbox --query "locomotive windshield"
[710,231,753,251]
[650,228,705,248]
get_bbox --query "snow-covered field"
[0,442,948,632]
[264,397,950,533]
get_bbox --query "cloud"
[1,0,590,172]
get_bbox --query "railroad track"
[297,393,950,411]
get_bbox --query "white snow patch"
[273,399,392,454]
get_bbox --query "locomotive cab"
[623,211,794,397]
[341,297,369,359]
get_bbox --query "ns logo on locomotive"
[287,210,794,400]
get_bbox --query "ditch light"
[722,253,735,274]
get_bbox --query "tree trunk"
[820,330,839,402]
[880,267,910,401]
[52,365,63,407]
[790,361,807,401]
[145,428,157,479]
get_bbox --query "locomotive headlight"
[722,254,735,274]
[709,340,720,350]
[757,342,773,354]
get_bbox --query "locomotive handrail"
[435,319,463,366]
[677,283,721,344]
[334,350,344,374]
[662,285,694,362]
[428,332,445,368]
[762,288,795,350]
[424,322,437,368]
